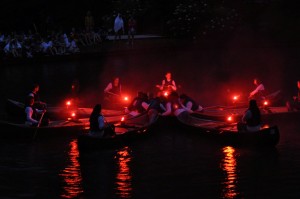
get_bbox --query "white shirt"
[114,16,124,32]
[161,102,172,116]
[250,84,264,97]
[242,110,261,132]
[25,107,43,125]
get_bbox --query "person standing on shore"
[127,15,136,46]
[85,11,95,33]
[114,13,124,42]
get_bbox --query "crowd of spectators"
[0,27,108,60]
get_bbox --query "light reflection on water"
[221,146,238,199]
[59,139,83,198]
[114,146,132,199]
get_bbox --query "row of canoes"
[1,99,284,149]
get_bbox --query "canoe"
[176,111,280,147]
[0,118,89,139]
[193,105,289,123]
[77,110,159,151]
[0,111,149,140]
[5,98,126,121]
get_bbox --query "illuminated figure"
[249,78,265,101]
[104,77,121,100]
[156,72,177,96]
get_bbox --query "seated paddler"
[237,99,262,132]
[25,96,47,127]
[89,104,115,138]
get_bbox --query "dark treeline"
[1,0,299,42]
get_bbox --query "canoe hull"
[176,112,280,147]
[77,111,159,151]
[0,119,88,139]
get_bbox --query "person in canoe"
[25,97,47,127]
[125,91,149,117]
[160,91,185,116]
[103,76,122,107]
[88,104,115,138]
[156,72,177,96]
[249,78,265,102]
[179,94,204,113]
[143,91,166,124]
[28,83,47,110]
[286,80,300,112]
[237,99,262,132]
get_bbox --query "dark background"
[1,0,299,41]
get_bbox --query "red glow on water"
[221,146,238,198]
[60,139,83,198]
[115,146,132,198]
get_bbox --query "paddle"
[103,116,116,137]
[32,112,45,140]
[105,91,120,97]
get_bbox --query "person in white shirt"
[25,97,46,126]
[249,78,265,101]
[114,13,124,42]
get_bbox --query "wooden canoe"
[6,98,126,121]
[77,110,159,151]
[0,118,89,139]
[176,111,280,147]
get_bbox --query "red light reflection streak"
[60,139,83,198]
[115,146,132,198]
[221,146,238,199]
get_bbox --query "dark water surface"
[1,44,300,198]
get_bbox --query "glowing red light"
[232,95,239,101]
[121,117,125,122]
[227,116,233,121]
[164,92,168,97]
[66,101,71,106]
[71,112,76,117]
[124,96,128,101]
[263,101,268,106]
